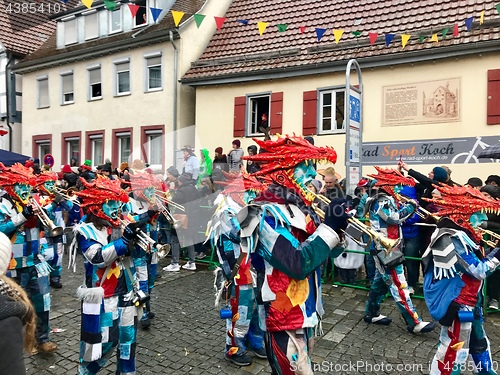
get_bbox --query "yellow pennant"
[82,0,93,9]
[333,29,344,44]
[430,33,439,42]
[401,34,411,48]
[480,10,485,24]
[171,10,185,27]
[257,21,268,36]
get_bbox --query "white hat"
[0,232,12,275]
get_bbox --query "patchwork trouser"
[79,292,138,375]
[265,328,314,375]
[10,266,51,344]
[430,305,497,375]
[365,263,422,328]
[43,236,64,283]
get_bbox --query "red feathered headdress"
[35,171,59,195]
[128,171,163,204]
[368,166,416,199]
[0,162,36,205]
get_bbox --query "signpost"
[345,60,363,196]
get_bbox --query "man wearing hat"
[213,147,229,172]
[181,145,199,181]
[485,174,500,187]
[228,140,244,172]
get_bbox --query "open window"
[233,92,283,137]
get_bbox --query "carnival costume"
[362,167,435,333]
[0,162,57,353]
[35,171,73,288]
[421,184,500,375]
[72,176,141,375]
[233,135,347,375]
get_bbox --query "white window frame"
[109,7,122,34]
[66,137,80,165]
[83,10,99,40]
[37,75,49,109]
[89,134,103,167]
[116,132,131,163]
[60,71,74,105]
[114,58,131,96]
[246,93,270,136]
[36,141,51,160]
[145,130,162,167]
[62,16,77,45]
[144,52,162,92]
[318,87,346,135]
[133,0,148,28]
[88,65,102,100]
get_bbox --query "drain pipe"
[169,30,178,164]
[5,52,14,151]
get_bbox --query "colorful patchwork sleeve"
[79,236,129,268]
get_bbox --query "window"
[145,54,162,91]
[88,67,102,100]
[63,17,77,45]
[115,61,130,95]
[37,76,49,109]
[88,134,103,167]
[117,133,131,163]
[233,93,283,137]
[141,126,164,168]
[319,88,345,134]
[488,69,500,125]
[134,0,147,26]
[247,94,270,136]
[67,138,80,165]
[61,72,74,104]
[84,11,98,40]
[109,7,122,33]
[33,135,52,161]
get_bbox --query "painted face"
[13,183,32,205]
[243,190,257,204]
[143,187,156,204]
[470,212,488,228]
[43,180,56,194]
[102,200,122,221]
[293,160,317,198]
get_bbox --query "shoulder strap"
[229,251,246,281]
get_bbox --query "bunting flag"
[453,23,459,36]
[82,0,93,9]
[419,35,426,43]
[464,16,474,31]
[385,33,395,46]
[368,32,378,45]
[480,10,485,24]
[150,8,162,23]
[236,19,249,25]
[103,0,116,10]
[61,0,68,3]
[401,34,411,48]
[277,24,288,32]
[430,33,439,42]
[333,29,344,44]
[258,22,268,35]
[171,10,184,26]
[299,26,306,33]
[441,28,449,38]
[315,28,326,42]
[194,14,205,28]
[352,31,362,37]
[214,16,226,30]
[0,129,8,136]
[497,3,500,15]
[128,4,139,18]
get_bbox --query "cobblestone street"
[25,256,500,374]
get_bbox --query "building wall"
[194,53,500,185]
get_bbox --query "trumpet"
[396,194,441,222]
[118,218,171,259]
[154,192,185,212]
[154,198,182,229]
[477,228,500,248]
[306,188,399,252]
[53,187,80,206]
[29,198,64,237]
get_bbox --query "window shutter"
[270,92,283,135]
[487,69,500,125]
[233,96,246,137]
[303,90,317,135]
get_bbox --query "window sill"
[37,105,50,109]
[145,87,163,93]
[114,92,131,97]
[61,101,75,106]
[317,131,346,136]
[88,96,103,102]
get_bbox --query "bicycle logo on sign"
[451,136,500,164]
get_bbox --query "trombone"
[396,194,441,222]
[53,187,81,206]
[154,191,185,212]
[29,198,64,237]
[477,228,500,248]
[154,198,182,229]
[118,218,171,259]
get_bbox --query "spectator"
[166,166,180,190]
[398,162,449,207]
[198,148,213,186]
[213,147,229,172]
[258,113,268,132]
[131,159,145,173]
[100,164,114,179]
[319,167,344,200]
[181,145,200,181]
[227,140,244,172]
[61,164,78,188]
[246,145,260,174]
[485,175,500,187]
[465,177,483,189]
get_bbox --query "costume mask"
[0,163,36,205]
[293,160,317,196]
[128,172,162,206]
[13,183,31,205]
[103,200,121,221]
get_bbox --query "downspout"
[169,30,178,164]
[5,52,14,151]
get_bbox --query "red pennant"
[0,129,7,136]
[214,16,226,30]
[299,26,306,33]
[369,32,378,45]
[453,23,459,37]
[128,4,139,18]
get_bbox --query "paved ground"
[25,255,500,374]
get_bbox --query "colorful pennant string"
[258,22,268,35]
[194,14,206,28]
[150,7,162,23]
[315,28,326,42]
[385,33,395,46]
[236,19,249,25]
[171,10,184,27]
[368,32,378,45]
[277,24,288,32]
[333,29,344,44]
[401,34,411,48]
[464,16,474,31]
[214,16,226,30]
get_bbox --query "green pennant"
[441,28,449,38]
[103,0,117,11]
[496,3,500,15]
[419,35,426,43]
[277,24,288,32]
[351,31,362,37]
[193,14,205,28]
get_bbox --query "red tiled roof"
[0,0,79,56]
[182,0,500,83]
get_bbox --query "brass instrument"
[154,198,182,229]
[154,192,185,212]
[396,194,441,222]
[119,218,170,259]
[53,187,80,206]
[307,188,399,252]
[29,198,64,237]
[477,228,500,248]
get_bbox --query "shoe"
[147,311,155,319]
[248,347,267,359]
[195,252,207,260]
[50,281,62,289]
[38,341,58,353]
[408,321,436,333]
[140,314,151,329]
[163,264,180,272]
[364,314,392,325]
[225,352,252,366]
[408,286,415,295]
[182,262,196,271]
[489,299,499,310]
